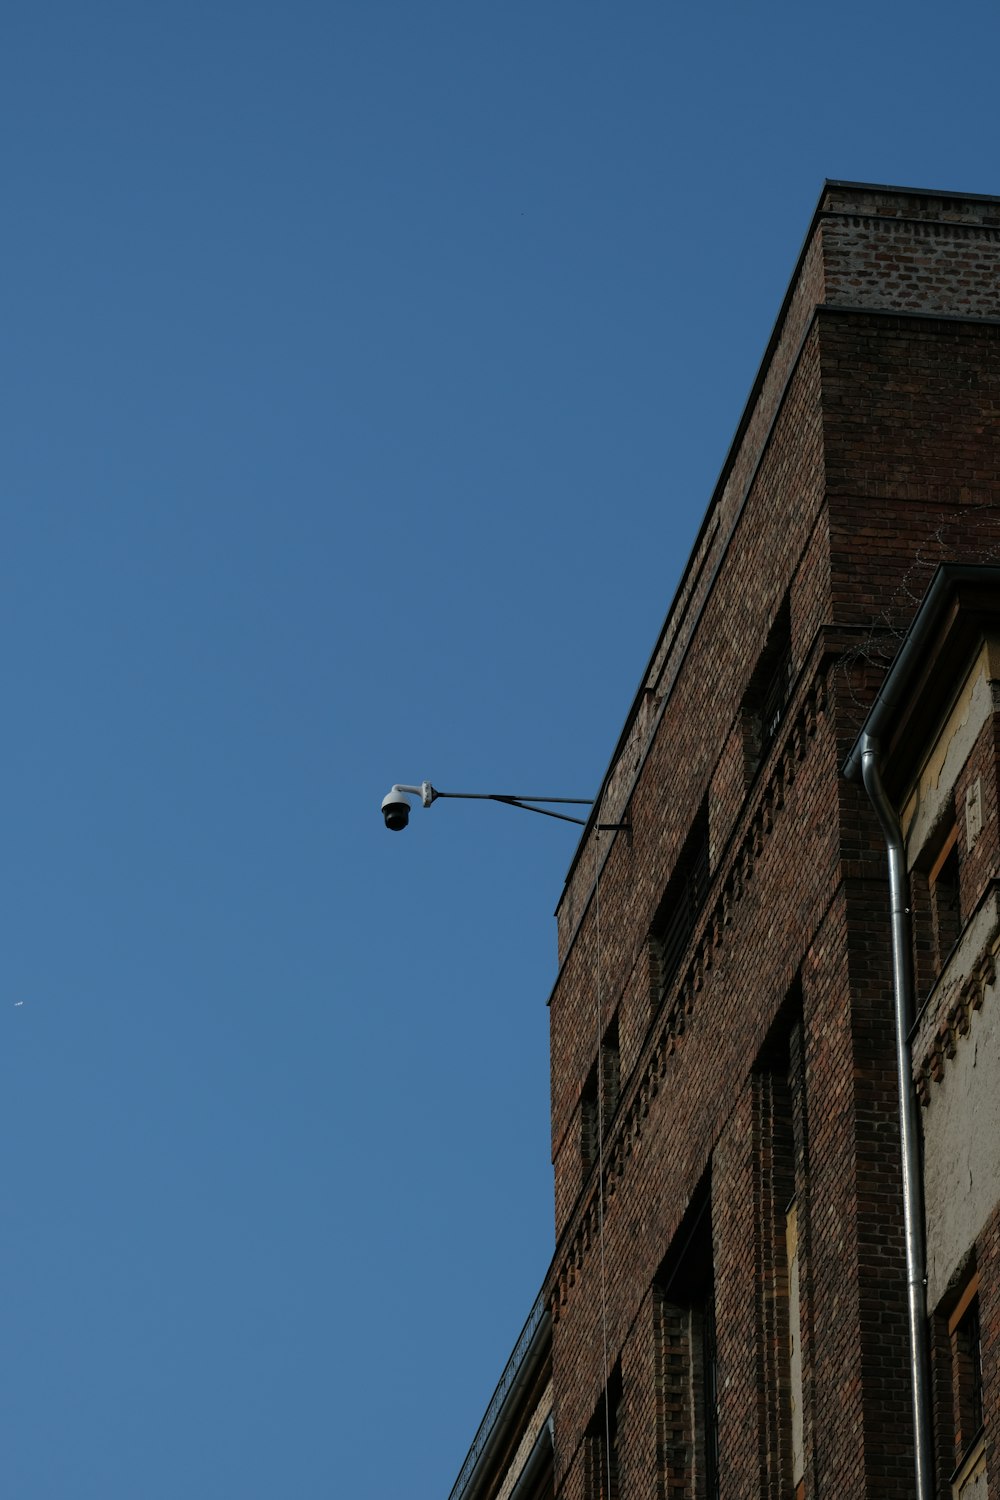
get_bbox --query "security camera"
[382,789,411,831]
[380,778,594,834]
[381,782,437,830]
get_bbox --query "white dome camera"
[381,789,412,831]
[381,782,435,831]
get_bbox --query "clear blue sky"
[2,4,998,1496]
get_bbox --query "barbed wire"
[835,504,1000,711]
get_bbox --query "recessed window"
[930,825,962,964]
[754,994,807,1499]
[587,1363,623,1500]
[942,1271,985,1493]
[912,818,963,995]
[742,598,793,783]
[653,1184,719,1499]
[581,1016,621,1179]
[650,802,710,1005]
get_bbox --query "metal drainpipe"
[507,1416,554,1500]
[858,732,935,1500]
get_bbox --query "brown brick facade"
[543,185,1000,1500]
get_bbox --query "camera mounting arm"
[381,783,628,831]
[431,788,593,825]
[389,782,438,808]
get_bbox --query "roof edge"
[558,179,834,897]
[559,181,1000,903]
[447,1288,551,1500]
[822,177,1000,205]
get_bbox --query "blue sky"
[2,3,999,1496]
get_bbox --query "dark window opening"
[931,827,962,964]
[754,991,807,1496]
[948,1275,984,1471]
[956,1297,984,1440]
[653,1178,719,1500]
[742,598,793,783]
[581,1061,599,1177]
[602,1015,621,1125]
[581,1016,621,1180]
[912,819,963,997]
[651,802,710,1006]
[588,1363,623,1500]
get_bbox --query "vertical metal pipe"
[859,733,935,1500]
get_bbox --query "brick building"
[448,182,1000,1500]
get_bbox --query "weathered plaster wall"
[902,637,1000,860]
[921,907,1000,1307]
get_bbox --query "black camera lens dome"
[383,803,409,831]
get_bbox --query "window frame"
[650,802,710,1010]
[741,597,793,785]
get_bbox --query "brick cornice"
[825,210,1000,243]
[558,282,1000,939]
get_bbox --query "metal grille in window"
[950,1281,984,1465]
[582,1019,621,1179]
[588,1364,623,1500]
[653,1181,717,1500]
[758,640,792,759]
[931,827,962,966]
[581,1064,600,1176]
[912,821,963,997]
[959,1296,984,1439]
[743,598,793,782]
[654,816,710,996]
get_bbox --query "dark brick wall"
[981,1203,1000,1493]
[820,187,1000,320]
[545,186,1000,1499]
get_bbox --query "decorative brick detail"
[542,186,1000,1500]
[553,658,832,1318]
[913,911,1000,1105]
